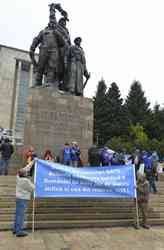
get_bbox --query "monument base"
[24,87,93,162]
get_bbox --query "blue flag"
[34,159,136,198]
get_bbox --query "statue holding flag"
[29,2,90,96]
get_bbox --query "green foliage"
[103,82,127,142]
[129,124,149,149]
[93,78,164,157]
[93,79,107,145]
[146,104,164,140]
[106,136,133,153]
[125,81,150,126]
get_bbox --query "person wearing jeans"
[13,199,28,236]
[13,162,35,237]
[0,158,10,175]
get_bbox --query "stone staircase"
[0,175,164,231]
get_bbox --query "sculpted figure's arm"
[29,31,43,67]
[81,50,90,79]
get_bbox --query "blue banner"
[34,159,136,198]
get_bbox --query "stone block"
[24,88,93,162]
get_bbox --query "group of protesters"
[0,139,82,176]
[25,141,81,167]
[88,145,160,193]
[0,138,162,235]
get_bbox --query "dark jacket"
[0,142,14,159]
[88,146,101,166]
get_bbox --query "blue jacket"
[63,147,71,162]
[70,146,80,161]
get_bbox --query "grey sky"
[1,0,164,107]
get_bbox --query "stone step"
[1,198,164,208]
[2,218,164,231]
[2,211,164,222]
[0,207,135,215]
[0,198,134,204]
[2,206,164,214]
[0,219,132,230]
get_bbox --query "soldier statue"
[29,19,66,88]
[66,37,90,96]
[29,3,69,89]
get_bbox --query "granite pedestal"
[24,88,93,162]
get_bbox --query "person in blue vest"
[143,152,157,193]
[70,141,81,167]
[100,147,112,166]
[152,151,159,181]
[62,142,72,166]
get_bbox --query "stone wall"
[0,45,31,129]
[24,88,93,162]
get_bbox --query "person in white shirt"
[13,161,35,237]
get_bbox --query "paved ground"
[1,227,164,250]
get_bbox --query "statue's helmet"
[58,17,67,25]
[74,37,82,44]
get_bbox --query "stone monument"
[29,3,90,95]
[24,3,93,161]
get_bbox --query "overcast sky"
[0,0,164,107]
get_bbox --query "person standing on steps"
[134,172,150,230]
[0,138,14,175]
[13,161,35,237]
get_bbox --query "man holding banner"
[134,172,150,229]
[13,161,35,237]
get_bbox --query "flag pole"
[32,196,35,233]
[32,160,37,233]
[135,195,140,228]
[133,165,139,227]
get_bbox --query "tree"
[147,104,164,140]
[125,81,150,127]
[103,82,127,143]
[93,79,107,145]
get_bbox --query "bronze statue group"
[29,3,90,96]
